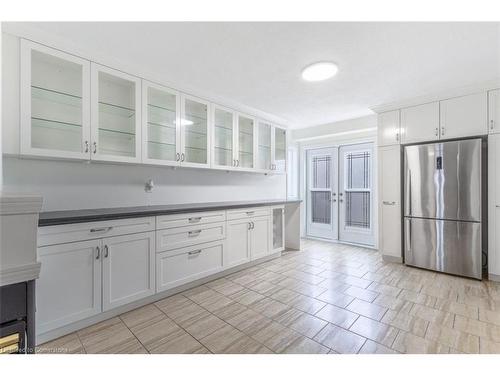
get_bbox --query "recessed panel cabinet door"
[378,145,402,260]
[273,126,287,173]
[257,121,272,171]
[212,105,236,169]
[20,39,91,159]
[377,110,400,146]
[401,102,439,144]
[440,92,487,139]
[36,239,101,334]
[226,219,251,268]
[180,94,211,168]
[102,232,155,311]
[237,114,256,170]
[250,215,271,260]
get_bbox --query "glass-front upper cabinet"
[237,114,256,169]
[142,81,180,166]
[272,126,287,173]
[20,40,91,159]
[212,105,236,169]
[257,121,272,171]
[180,94,211,168]
[91,64,141,163]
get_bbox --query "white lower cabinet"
[102,232,155,311]
[378,145,402,261]
[251,215,271,260]
[225,219,252,268]
[156,241,224,292]
[36,239,101,334]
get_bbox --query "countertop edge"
[38,200,302,227]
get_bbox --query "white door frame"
[338,143,375,246]
[306,147,338,240]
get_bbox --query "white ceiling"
[12,22,500,128]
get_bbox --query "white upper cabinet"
[142,81,181,166]
[91,64,142,163]
[212,105,237,169]
[236,114,257,170]
[257,120,272,171]
[440,92,488,139]
[20,40,91,159]
[180,94,211,168]
[401,102,439,144]
[272,126,287,173]
[488,89,500,134]
[377,110,400,146]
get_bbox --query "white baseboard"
[488,273,500,282]
[382,254,403,263]
[36,252,281,345]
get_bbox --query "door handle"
[382,201,396,205]
[491,120,495,130]
[96,246,100,260]
[188,249,202,256]
[84,141,89,153]
[441,126,445,136]
[188,217,202,223]
[405,219,412,254]
[104,245,109,258]
[248,222,252,230]
[176,152,180,161]
[188,229,202,236]
[92,142,97,154]
[180,153,185,162]
[434,127,438,137]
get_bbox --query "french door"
[306,143,374,246]
[306,148,338,240]
[338,143,374,245]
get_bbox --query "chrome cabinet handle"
[435,127,438,137]
[104,245,109,258]
[90,226,113,233]
[188,217,202,223]
[382,201,397,205]
[246,211,255,215]
[180,153,185,162]
[339,199,344,203]
[176,152,180,161]
[188,249,202,256]
[188,229,202,236]
[236,159,240,167]
[84,141,89,153]
[96,246,100,260]
[395,132,400,142]
[251,222,254,229]
[441,126,445,136]
[248,222,252,230]
[332,199,337,203]
[491,120,495,130]
[92,141,97,154]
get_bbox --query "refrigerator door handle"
[405,218,411,254]
[404,168,412,216]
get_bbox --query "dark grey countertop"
[38,199,302,226]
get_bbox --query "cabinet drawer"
[156,222,226,252]
[226,206,270,221]
[156,210,226,230]
[156,241,224,292]
[38,216,155,247]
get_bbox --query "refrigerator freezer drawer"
[404,217,482,279]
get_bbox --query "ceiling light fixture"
[301,62,338,82]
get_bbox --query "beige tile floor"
[37,239,500,354]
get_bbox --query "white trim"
[294,127,377,142]
[0,262,41,287]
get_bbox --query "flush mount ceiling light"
[301,62,338,82]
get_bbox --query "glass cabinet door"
[272,207,285,252]
[20,40,90,159]
[273,127,287,173]
[237,115,255,169]
[180,95,210,166]
[258,121,272,170]
[91,64,141,162]
[142,82,180,165]
[213,106,235,168]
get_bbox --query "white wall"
[2,157,286,211]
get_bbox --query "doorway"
[306,143,374,246]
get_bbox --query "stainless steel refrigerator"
[403,138,483,279]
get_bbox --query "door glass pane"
[183,98,208,164]
[214,108,233,166]
[258,122,271,169]
[273,208,283,250]
[238,116,254,168]
[312,155,331,189]
[98,72,136,157]
[311,192,331,224]
[147,87,177,161]
[346,151,370,189]
[274,127,286,171]
[31,49,83,152]
[345,192,371,228]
